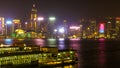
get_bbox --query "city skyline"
[0,0,120,22]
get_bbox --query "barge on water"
[0,46,78,67]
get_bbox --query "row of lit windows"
[0,50,75,66]
[0,54,42,65]
[0,47,19,52]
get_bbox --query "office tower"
[106,17,116,38]
[99,23,105,38]
[30,4,37,32]
[0,17,5,35]
[80,18,88,38]
[89,19,97,38]
[116,17,120,39]
[13,19,21,32]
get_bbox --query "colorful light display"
[99,23,104,33]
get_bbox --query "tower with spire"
[30,4,37,32]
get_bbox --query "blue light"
[5,39,13,45]
[99,30,104,33]
[6,21,12,24]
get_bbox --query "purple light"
[69,26,80,30]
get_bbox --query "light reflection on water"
[1,38,81,50]
[34,39,45,47]
[58,38,65,50]
[98,38,106,68]
[46,38,57,47]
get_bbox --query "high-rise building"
[115,17,120,39]
[89,19,97,38]
[13,19,21,32]
[0,17,5,35]
[106,21,112,38]
[106,17,116,38]
[99,23,105,38]
[30,4,37,32]
[79,18,88,38]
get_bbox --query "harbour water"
[0,38,120,68]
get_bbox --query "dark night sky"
[0,0,120,21]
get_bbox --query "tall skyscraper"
[99,23,105,38]
[0,17,5,35]
[106,17,116,38]
[13,19,21,32]
[30,4,37,32]
[89,19,97,38]
[115,17,120,39]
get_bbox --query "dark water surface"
[0,38,120,68]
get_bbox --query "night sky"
[0,0,120,22]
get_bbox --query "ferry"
[0,45,78,67]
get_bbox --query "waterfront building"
[99,23,105,38]
[115,17,120,39]
[30,4,37,32]
[12,19,21,32]
[105,17,116,39]
[0,17,5,37]
[62,20,68,38]
[106,20,112,38]
[69,26,81,38]
[88,18,97,38]
[79,18,89,38]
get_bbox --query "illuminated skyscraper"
[13,19,21,32]
[30,4,37,32]
[0,17,5,35]
[115,17,120,39]
[99,23,105,38]
[89,19,97,38]
[106,21,112,38]
[106,17,116,38]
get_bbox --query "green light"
[11,33,16,37]
[70,51,73,54]
[49,17,56,21]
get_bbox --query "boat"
[0,45,78,67]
